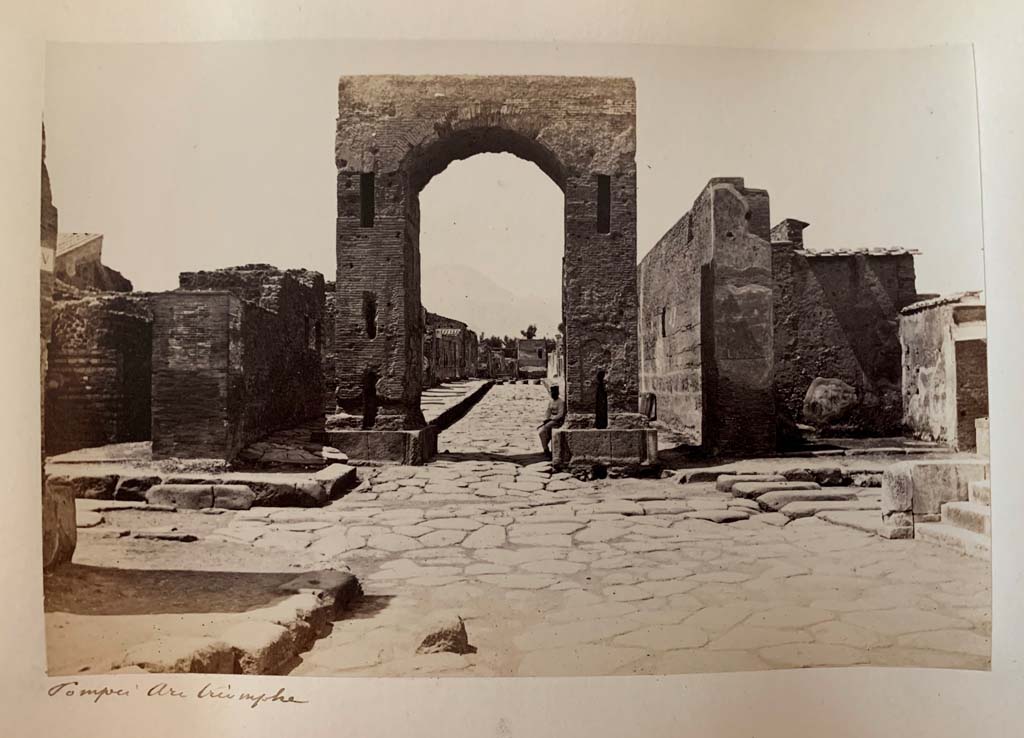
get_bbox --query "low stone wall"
[879,459,988,539]
[45,294,152,455]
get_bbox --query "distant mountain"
[421,262,560,338]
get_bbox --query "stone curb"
[112,570,362,675]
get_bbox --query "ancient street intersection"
[65,384,991,676]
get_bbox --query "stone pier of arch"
[325,75,656,470]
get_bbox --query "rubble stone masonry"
[772,238,918,436]
[900,294,988,450]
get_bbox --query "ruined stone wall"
[45,295,152,455]
[152,267,325,459]
[901,296,988,450]
[41,127,58,456]
[517,339,547,377]
[773,246,917,435]
[322,283,338,411]
[638,178,775,455]
[336,75,638,430]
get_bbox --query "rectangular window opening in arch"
[360,172,375,227]
[596,174,611,234]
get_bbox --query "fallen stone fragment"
[781,466,844,486]
[146,484,214,509]
[416,612,475,655]
[212,484,256,510]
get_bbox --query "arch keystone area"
[327,75,655,468]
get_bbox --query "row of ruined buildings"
[40,132,986,465]
[638,177,988,455]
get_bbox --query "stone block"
[323,429,435,465]
[114,475,162,501]
[46,473,118,500]
[211,484,256,510]
[552,429,658,470]
[145,484,214,509]
[313,463,359,499]
[883,459,989,519]
[716,474,785,493]
[975,417,990,457]
[731,481,820,500]
[42,481,77,570]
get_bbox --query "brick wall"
[773,245,917,435]
[152,266,325,460]
[322,282,338,411]
[954,337,988,450]
[638,178,775,455]
[335,75,639,430]
[46,295,152,455]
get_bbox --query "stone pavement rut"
[54,384,992,677]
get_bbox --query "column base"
[314,428,437,465]
[552,428,659,475]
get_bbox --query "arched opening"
[414,146,564,450]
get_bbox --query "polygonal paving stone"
[895,629,991,657]
[655,649,769,674]
[508,534,573,547]
[520,560,586,575]
[461,525,507,548]
[612,624,708,650]
[517,645,646,677]
[708,626,813,650]
[367,533,422,552]
[745,606,834,629]
[421,517,483,531]
[514,618,638,651]
[419,529,468,547]
[841,608,971,636]
[758,643,868,668]
[810,621,887,649]
[475,574,557,590]
[683,605,752,634]
[603,585,655,602]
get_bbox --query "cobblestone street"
[61,384,991,676]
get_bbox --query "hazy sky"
[44,40,983,339]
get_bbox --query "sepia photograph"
[37,38,991,679]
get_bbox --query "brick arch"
[333,75,642,432]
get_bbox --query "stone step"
[968,480,991,505]
[778,499,879,519]
[731,481,821,500]
[916,522,991,560]
[714,474,785,493]
[941,501,991,536]
[755,488,856,512]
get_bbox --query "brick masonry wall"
[954,337,988,451]
[154,267,326,459]
[151,292,234,459]
[773,248,917,435]
[336,76,639,430]
[517,339,547,374]
[46,295,152,455]
[322,283,338,411]
[638,178,775,455]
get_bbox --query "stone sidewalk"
[51,384,992,676]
